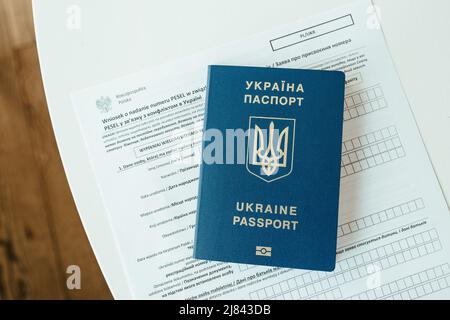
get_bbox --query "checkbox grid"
[337,198,425,238]
[249,229,441,300]
[348,264,450,300]
[306,288,343,300]
[341,126,405,178]
[238,264,256,272]
[344,85,387,121]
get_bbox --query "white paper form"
[71,0,450,299]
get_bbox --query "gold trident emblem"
[252,122,289,176]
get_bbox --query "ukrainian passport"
[193,65,345,271]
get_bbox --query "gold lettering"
[255,204,263,213]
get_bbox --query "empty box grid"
[238,264,256,272]
[341,126,405,178]
[344,85,387,121]
[338,198,425,238]
[348,264,450,300]
[249,229,441,300]
[307,288,343,300]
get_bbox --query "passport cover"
[193,65,345,271]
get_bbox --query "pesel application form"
[71,0,450,299]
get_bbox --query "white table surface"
[33,0,450,299]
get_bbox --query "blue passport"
[194,65,345,271]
